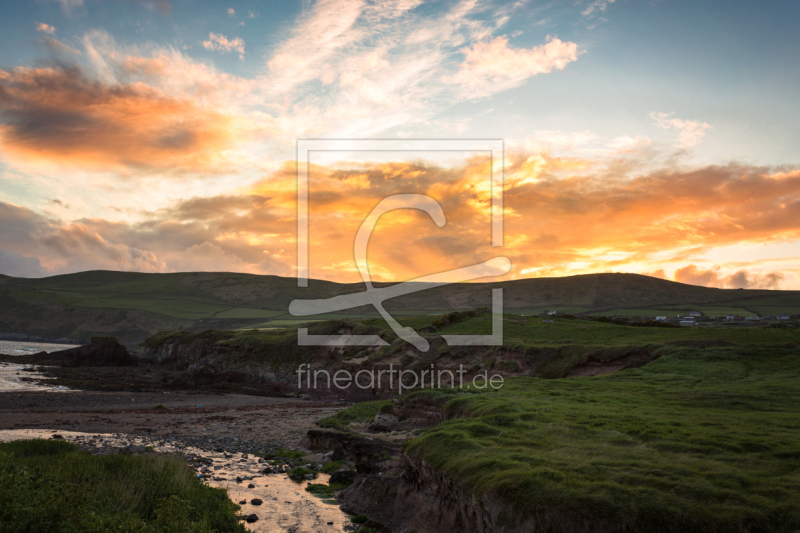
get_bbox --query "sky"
[1,0,799,289]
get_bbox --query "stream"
[0,429,351,533]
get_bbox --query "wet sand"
[0,389,346,448]
[0,381,361,532]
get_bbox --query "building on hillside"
[679,320,696,327]
[726,315,737,320]
[542,319,554,323]
[655,316,667,321]
[745,316,760,321]
[777,314,791,320]
[546,310,557,315]
[689,311,702,317]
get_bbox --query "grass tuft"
[0,439,244,532]
[317,400,393,428]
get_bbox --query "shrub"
[287,466,317,482]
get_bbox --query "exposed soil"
[0,388,345,447]
[565,351,659,377]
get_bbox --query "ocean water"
[0,340,80,356]
[0,341,79,392]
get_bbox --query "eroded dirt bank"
[339,453,524,533]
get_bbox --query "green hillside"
[0,270,798,343]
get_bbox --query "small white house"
[546,310,557,315]
[655,316,667,321]
[689,311,702,317]
[726,315,737,320]
[778,314,791,320]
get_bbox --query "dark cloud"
[0,249,48,278]
[0,62,238,173]
[0,199,292,277]
[674,264,785,289]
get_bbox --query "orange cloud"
[2,152,800,287]
[36,22,56,35]
[674,264,785,289]
[0,64,244,173]
[202,33,245,59]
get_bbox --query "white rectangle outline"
[296,139,504,287]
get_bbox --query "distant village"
[538,310,798,327]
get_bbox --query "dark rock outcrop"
[329,469,356,486]
[49,336,135,366]
[306,429,400,464]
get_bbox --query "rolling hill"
[0,270,798,343]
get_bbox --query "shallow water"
[0,362,71,392]
[0,429,349,533]
[0,340,80,356]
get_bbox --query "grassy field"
[375,312,800,347]
[589,306,754,317]
[398,343,800,532]
[2,270,799,343]
[0,439,244,532]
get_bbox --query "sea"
[0,340,80,392]
[0,340,80,356]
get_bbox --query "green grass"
[142,300,231,319]
[507,306,590,316]
[262,448,305,460]
[305,481,350,496]
[437,314,800,347]
[213,307,285,319]
[0,439,244,532]
[256,319,323,327]
[72,296,161,310]
[402,344,800,532]
[591,307,731,317]
[747,306,800,317]
[287,466,317,481]
[3,269,799,344]
[321,460,346,474]
[317,400,393,429]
